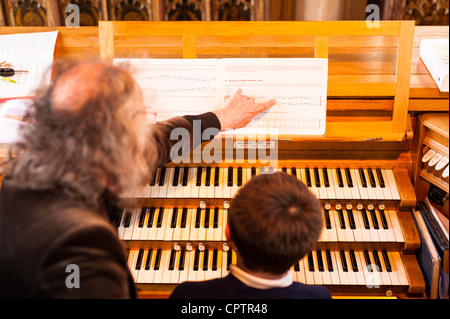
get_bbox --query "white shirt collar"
[229,264,293,290]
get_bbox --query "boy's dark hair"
[228,172,323,275]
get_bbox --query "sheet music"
[115,57,328,135]
[114,58,220,122]
[0,31,58,99]
[220,58,328,136]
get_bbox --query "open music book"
[114,58,328,136]
[0,31,58,99]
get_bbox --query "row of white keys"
[292,250,408,288]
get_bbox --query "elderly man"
[0,61,275,298]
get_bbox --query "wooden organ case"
[99,20,426,298]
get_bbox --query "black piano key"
[346,209,356,229]
[294,261,300,272]
[178,249,186,271]
[251,167,256,178]
[337,209,346,229]
[361,209,370,229]
[367,168,376,187]
[322,168,329,187]
[212,249,218,271]
[172,166,180,186]
[145,249,153,270]
[180,208,188,228]
[305,168,312,187]
[382,250,392,272]
[204,208,210,228]
[158,167,167,186]
[376,168,385,188]
[237,167,243,186]
[115,209,123,228]
[226,250,232,271]
[168,249,176,271]
[195,207,201,228]
[213,207,219,228]
[324,209,332,229]
[135,249,144,270]
[369,209,379,229]
[372,250,382,272]
[307,252,315,271]
[182,167,190,186]
[149,169,158,186]
[344,168,353,187]
[316,250,324,272]
[196,167,203,186]
[358,168,367,187]
[336,168,344,187]
[156,207,164,228]
[314,168,321,187]
[205,167,211,186]
[138,207,147,228]
[291,167,297,177]
[363,250,372,272]
[214,167,220,186]
[202,249,209,271]
[123,210,132,228]
[227,167,233,187]
[146,207,156,228]
[171,207,178,228]
[154,248,162,270]
[349,250,358,272]
[325,250,333,272]
[379,209,389,229]
[193,249,200,271]
[339,250,348,272]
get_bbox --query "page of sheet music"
[219,58,328,136]
[114,58,220,122]
[0,31,58,99]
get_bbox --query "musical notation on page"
[115,58,328,135]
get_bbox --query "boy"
[170,172,331,299]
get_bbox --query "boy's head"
[227,172,323,275]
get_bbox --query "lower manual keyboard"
[127,247,409,293]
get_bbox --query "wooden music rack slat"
[98,20,415,142]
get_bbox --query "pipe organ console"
[117,161,425,298]
[95,20,428,298]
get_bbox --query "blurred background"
[0,0,448,27]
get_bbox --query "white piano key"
[213,208,223,241]
[180,208,193,241]
[131,208,145,240]
[344,251,358,285]
[351,210,364,242]
[189,209,200,241]
[375,210,387,242]
[349,169,364,199]
[157,168,171,198]
[198,167,208,198]
[187,249,197,282]
[212,249,222,279]
[329,169,344,199]
[123,209,139,240]
[223,168,231,198]
[127,249,139,282]
[302,257,315,284]
[319,251,332,285]
[206,209,216,242]
[375,250,391,286]
[179,249,191,284]
[214,168,224,198]
[311,251,323,284]
[172,208,183,241]
[322,168,336,199]
[206,168,216,198]
[367,210,380,242]
[343,210,355,242]
[382,210,397,242]
[355,168,369,200]
[168,250,181,284]
[136,249,149,283]
[183,167,195,198]
[380,169,393,200]
[387,210,404,242]
[327,251,340,285]
[334,251,349,285]
[331,210,347,242]
[149,167,161,197]
[384,169,401,200]
[391,252,409,286]
[174,168,185,198]
[197,209,207,241]
[353,251,367,286]
[166,167,178,198]
[154,250,169,284]
[164,208,175,241]
[155,208,168,241]
[385,251,400,286]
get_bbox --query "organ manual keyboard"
[99,20,427,298]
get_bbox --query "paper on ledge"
[114,58,328,136]
[0,31,58,99]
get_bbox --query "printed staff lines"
[224,94,321,107]
[137,74,216,83]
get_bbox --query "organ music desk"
[1,21,449,298]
